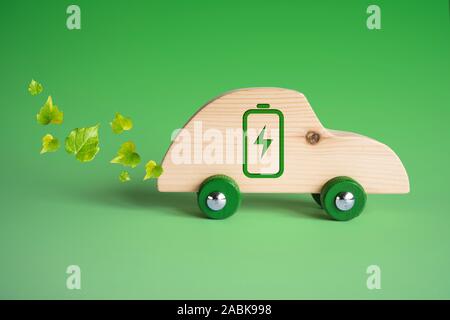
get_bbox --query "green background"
[1,0,449,299]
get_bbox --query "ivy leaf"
[28,79,43,96]
[110,141,141,168]
[144,160,163,180]
[40,134,59,154]
[119,171,131,182]
[65,124,100,162]
[110,112,133,134]
[36,96,64,125]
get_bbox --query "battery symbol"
[242,104,284,178]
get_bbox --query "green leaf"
[119,171,131,182]
[28,79,43,96]
[110,141,141,168]
[65,124,100,162]
[36,96,64,125]
[110,112,133,134]
[144,160,163,180]
[40,134,59,154]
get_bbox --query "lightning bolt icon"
[254,125,272,158]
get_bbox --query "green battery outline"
[242,104,284,178]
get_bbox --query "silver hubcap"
[335,192,355,211]
[206,192,226,211]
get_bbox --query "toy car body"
[158,88,409,220]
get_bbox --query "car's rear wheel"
[320,177,366,221]
[197,175,241,219]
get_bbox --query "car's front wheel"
[197,175,241,219]
[320,177,367,221]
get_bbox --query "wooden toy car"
[158,88,409,221]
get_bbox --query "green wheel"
[311,193,322,207]
[320,177,367,221]
[197,175,241,219]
